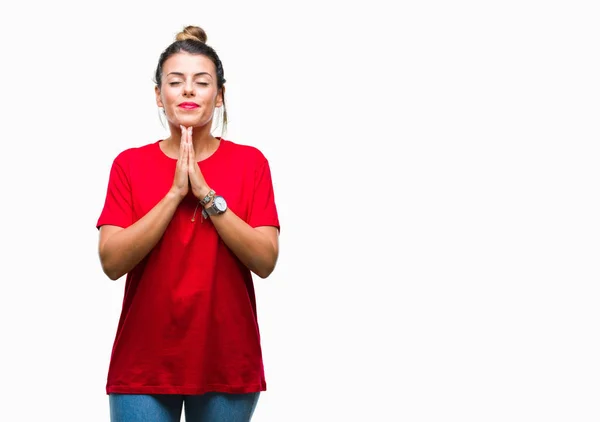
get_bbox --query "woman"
[96,25,280,422]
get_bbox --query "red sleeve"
[96,153,134,229]
[248,158,280,232]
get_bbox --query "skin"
[98,52,279,280]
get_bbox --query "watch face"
[214,196,227,212]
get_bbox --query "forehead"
[162,52,215,76]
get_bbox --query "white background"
[0,1,599,421]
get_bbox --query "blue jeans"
[109,392,260,422]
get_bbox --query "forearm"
[208,209,278,278]
[99,191,184,280]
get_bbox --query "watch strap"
[203,207,216,217]
[204,204,221,217]
[202,206,220,219]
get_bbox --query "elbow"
[254,254,278,279]
[249,229,279,279]
[254,269,273,280]
[105,269,124,281]
[255,266,274,279]
[101,262,124,281]
[99,253,124,281]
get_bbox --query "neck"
[165,122,220,160]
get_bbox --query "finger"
[188,131,196,162]
[180,125,187,146]
[188,137,195,172]
[182,143,189,171]
[178,133,186,163]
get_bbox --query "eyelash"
[168,82,209,86]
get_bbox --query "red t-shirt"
[96,138,279,395]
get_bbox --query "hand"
[185,126,211,200]
[169,128,190,199]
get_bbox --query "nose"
[183,80,195,97]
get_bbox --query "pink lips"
[179,102,199,109]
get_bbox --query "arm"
[98,191,185,280]
[184,126,280,279]
[98,136,191,280]
[207,210,279,279]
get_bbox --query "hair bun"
[176,25,207,43]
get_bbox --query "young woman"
[96,25,280,422]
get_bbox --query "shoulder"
[222,139,269,166]
[112,141,160,166]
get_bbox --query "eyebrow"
[166,72,213,78]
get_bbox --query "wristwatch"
[202,195,227,219]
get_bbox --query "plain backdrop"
[0,1,599,421]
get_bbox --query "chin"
[179,118,212,129]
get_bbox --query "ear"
[215,86,225,108]
[155,85,164,108]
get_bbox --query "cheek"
[164,92,178,106]
[160,86,179,104]
[200,87,218,101]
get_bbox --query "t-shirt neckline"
[155,137,225,164]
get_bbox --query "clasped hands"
[171,125,211,201]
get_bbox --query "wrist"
[197,187,215,204]
[202,194,228,219]
[203,196,214,209]
[167,189,186,202]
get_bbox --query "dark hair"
[154,25,227,134]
